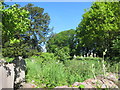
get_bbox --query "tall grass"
[25,55,119,88]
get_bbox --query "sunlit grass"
[25,56,119,88]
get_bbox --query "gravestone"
[12,56,26,89]
[0,60,15,90]
[0,56,27,89]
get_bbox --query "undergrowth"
[24,53,119,88]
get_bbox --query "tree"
[2,3,53,57]
[2,4,30,57]
[22,3,52,52]
[0,1,2,57]
[111,36,120,61]
[76,2,120,57]
[2,4,30,45]
[46,29,76,58]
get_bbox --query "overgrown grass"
[1,53,119,88]
[25,54,119,88]
[0,56,14,62]
[25,56,67,88]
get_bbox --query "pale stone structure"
[0,62,14,90]
[12,56,26,88]
[0,56,26,89]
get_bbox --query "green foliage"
[111,36,120,61]
[54,47,70,62]
[1,4,31,58]
[2,41,42,58]
[106,61,120,73]
[2,4,30,45]
[1,1,119,88]
[39,52,55,60]
[76,2,120,57]
[25,53,67,88]
[74,56,102,61]
[2,3,52,58]
[22,3,52,51]
[112,36,120,52]
[35,52,56,63]
[0,57,14,62]
[25,55,119,88]
[64,58,107,84]
[79,84,85,88]
[47,29,76,57]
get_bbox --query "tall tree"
[2,4,30,57]
[76,2,120,57]
[2,4,30,45]
[22,3,52,51]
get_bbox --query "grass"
[0,56,14,62]
[25,55,119,88]
[1,53,119,88]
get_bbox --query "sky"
[5,2,93,33]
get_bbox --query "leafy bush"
[54,47,70,62]
[39,52,56,62]
[111,36,120,61]
[2,42,42,58]
[74,56,102,61]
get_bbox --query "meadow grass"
[1,54,119,88]
[25,55,119,88]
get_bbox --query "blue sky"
[5,2,93,33]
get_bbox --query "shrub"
[54,47,71,63]
[2,42,42,58]
[74,56,102,61]
[111,36,120,62]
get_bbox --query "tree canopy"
[76,2,120,57]
[1,1,120,61]
[2,4,30,45]
[22,3,52,51]
[2,3,52,57]
[46,29,76,58]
